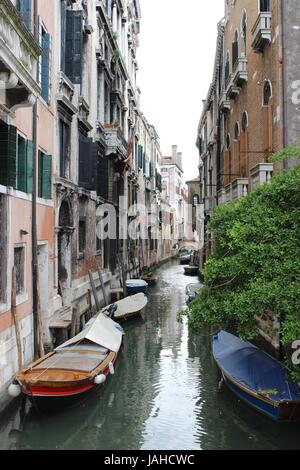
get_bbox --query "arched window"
[193,195,200,207]
[263,80,272,105]
[241,11,247,56]
[260,0,270,12]
[234,122,240,140]
[225,51,230,85]
[242,111,248,132]
[226,133,231,150]
[232,31,239,69]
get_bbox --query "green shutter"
[0,125,17,188]
[38,151,52,199]
[17,136,27,192]
[138,145,143,169]
[26,140,34,194]
[143,152,146,174]
[66,10,83,84]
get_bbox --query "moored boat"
[125,279,148,295]
[102,293,148,322]
[141,273,158,286]
[212,331,300,421]
[185,283,203,303]
[12,314,124,409]
[184,265,199,276]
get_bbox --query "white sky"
[137,0,224,182]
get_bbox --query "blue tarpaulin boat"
[212,331,300,421]
[125,279,148,296]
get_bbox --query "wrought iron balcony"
[252,12,272,53]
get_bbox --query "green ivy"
[183,147,300,379]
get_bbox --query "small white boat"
[102,293,148,322]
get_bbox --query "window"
[61,7,83,84]
[263,80,272,105]
[40,26,52,103]
[78,218,86,254]
[38,150,52,199]
[241,11,247,55]
[242,112,248,132]
[17,135,26,192]
[193,195,200,207]
[260,0,270,12]
[234,122,240,140]
[226,134,231,150]
[232,31,239,69]
[59,118,70,178]
[225,52,230,85]
[14,247,25,295]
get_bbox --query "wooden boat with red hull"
[14,314,123,409]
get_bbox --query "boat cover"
[56,313,123,353]
[102,293,148,316]
[213,331,300,403]
[125,279,148,287]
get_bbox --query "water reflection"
[1,260,300,450]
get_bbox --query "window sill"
[77,253,84,261]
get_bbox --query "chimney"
[171,145,177,162]
[177,152,183,170]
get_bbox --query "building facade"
[0,0,167,410]
[196,0,300,269]
[161,145,187,248]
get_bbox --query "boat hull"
[184,266,199,276]
[221,369,300,422]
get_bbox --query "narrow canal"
[1,259,300,450]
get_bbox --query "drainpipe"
[32,0,39,360]
[280,0,287,166]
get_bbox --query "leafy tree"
[183,150,300,379]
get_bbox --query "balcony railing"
[104,125,128,159]
[250,163,273,189]
[252,12,272,52]
[232,57,248,87]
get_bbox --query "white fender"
[94,374,106,385]
[8,382,21,398]
[109,362,115,375]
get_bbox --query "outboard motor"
[107,303,118,320]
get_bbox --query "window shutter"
[17,0,32,31]
[79,137,98,190]
[143,152,146,174]
[39,151,52,199]
[97,156,109,200]
[17,137,26,192]
[61,0,67,72]
[26,140,34,194]
[43,154,52,199]
[41,33,51,103]
[66,10,83,84]
[0,125,17,188]
[138,145,143,169]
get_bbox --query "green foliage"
[184,148,300,378]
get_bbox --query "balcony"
[219,91,231,113]
[232,57,248,87]
[252,12,272,53]
[224,178,249,203]
[250,163,273,189]
[104,125,128,160]
[0,0,42,117]
[226,74,240,101]
[231,178,249,200]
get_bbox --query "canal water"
[1,259,300,450]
